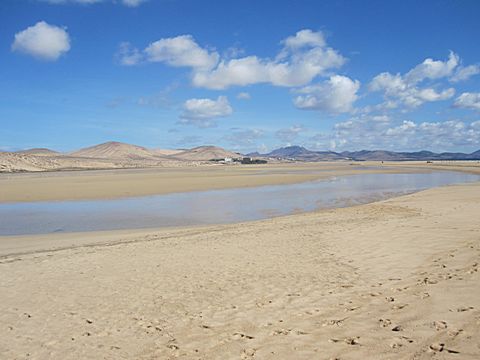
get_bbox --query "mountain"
[342,150,480,161]
[252,146,480,161]
[171,146,241,161]
[341,150,407,161]
[251,146,347,161]
[70,141,163,160]
[16,148,61,156]
[151,149,183,156]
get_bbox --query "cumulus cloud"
[369,53,458,108]
[404,51,459,84]
[454,92,480,111]
[385,120,417,136]
[144,35,219,70]
[293,75,360,113]
[193,29,345,89]
[117,35,219,69]
[121,29,346,89]
[39,0,147,6]
[311,115,480,152]
[282,29,326,50]
[179,96,233,128]
[12,21,70,61]
[450,64,480,82]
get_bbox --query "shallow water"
[0,171,479,236]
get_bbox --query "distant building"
[241,157,267,164]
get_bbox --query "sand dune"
[16,148,61,156]
[172,145,241,161]
[0,142,242,173]
[70,141,165,160]
[0,183,478,359]
[151,148,184,156]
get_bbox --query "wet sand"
[1,161,474,203]
[1,175,480,358]
[2,161,479,204]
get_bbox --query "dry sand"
[0,162,452,203]
[0,165,479,359]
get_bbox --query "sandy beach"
[4,0,480,358]
[1,164,479,359]
[1,161,479,203]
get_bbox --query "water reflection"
[0,171,478,235]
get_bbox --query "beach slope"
[0,182,479,359]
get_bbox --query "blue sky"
[1,0,480,153]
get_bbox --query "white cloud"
[293,75,360,113]
[179,96,233,128]
[236,92,251,100]
[405,51,459,84]
[371,115,391,123]
[282,29,326,51]
[144,35,219,70]
[193,30,345,89]
[12,21,70,61]
[314,116,480,152]
[450,64,480,82]
[454,92,480,111]
[385,120,417,136]
[121,29,346,90]
[369,54,458,108]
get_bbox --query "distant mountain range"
[3,142,480,173]
[70,142,241,161]
[0,142,242,173]
[248,146,480,161]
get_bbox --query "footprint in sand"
[343,337,359,345]
[323,318,347,327]
[421,277,438,285]
[432,320,447,330]
[390,336,413,349]
[240,348,256,359]
[271,329,291,336]
[429,343,444,352]
[232,332,255,340]
[448,329,463,337]
[328,337,359,345]
[428,343,460,354]
[379,318,392,328]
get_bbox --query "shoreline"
[1,182,479,358]
[0,180,477,256]
[2,161,478,203]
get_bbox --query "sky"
[1,0,480,153]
